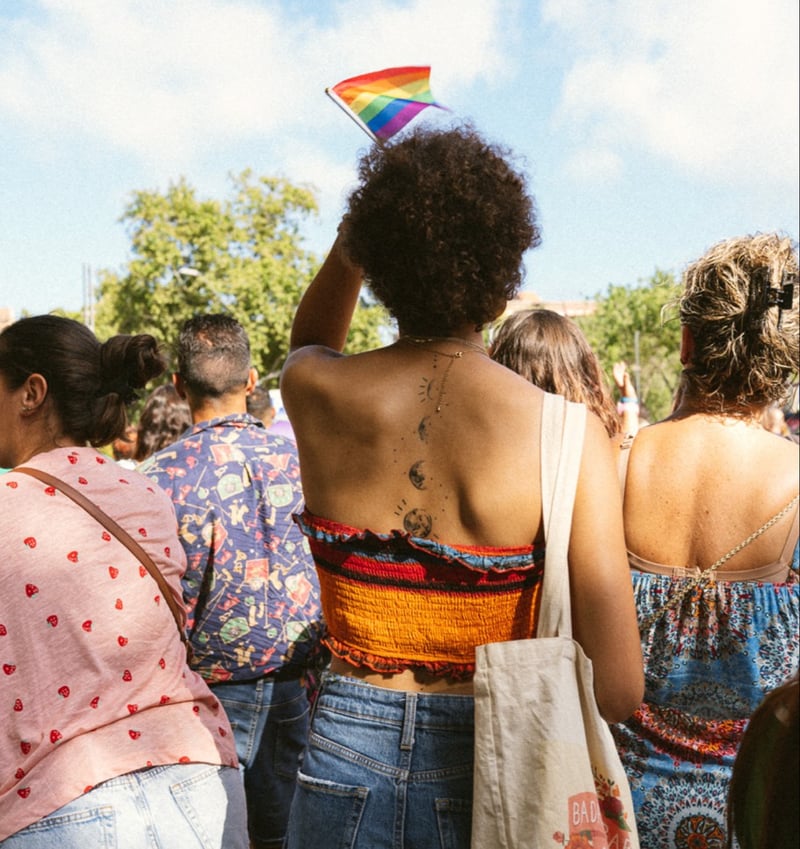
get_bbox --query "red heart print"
[58,685,70,698]
[96,456,106,464]
[82,620,92,632]
[25,584,38,596]
[14,698,23,711]
[45,486,56,496]
[5,480,18,488]
[122,669,132,682]
[153,594,161,605]
[0,623,7,635]
[119,478,130,484]
[159,695,170,704]
[77,477,87,485]
[139,566,147,578]
[20,741,31,754]
[179,756,191,763]
[192,705,200,714]
[218,726,227,736]
[23,538,36,549]
[17,787,30,798]
[101,531,111,542]
[128,729,141,740]
[50,729,62,744]
[164,547,171,558]
[3,664,16,675]
[46,615,58,627]
[118,635,128,647]
[108,567,119,579]
[127,703,139,713]
[138,527,147,538]
[115,598,123,610]
[90,696,100,709]
[67,551,78,563]
[158,657,166,669]
[67,453,78,464]
[15,768,24,780]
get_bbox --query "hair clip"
[762,270,795,328]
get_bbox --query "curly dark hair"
[679,233,798,413]
[341,125,541,334]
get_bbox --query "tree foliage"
[95,171,387,382]
[576,270,683,422]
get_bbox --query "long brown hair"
[491,309,621,438]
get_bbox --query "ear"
[245,368,258,394]
[21,373,49,413]
[680,326,695,366]
[172,372,188,399]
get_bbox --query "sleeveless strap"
[14,466,190,655]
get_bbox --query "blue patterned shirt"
[140,414,322,683]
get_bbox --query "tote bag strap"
[536,393,586,640]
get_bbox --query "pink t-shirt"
[0,447,238,840]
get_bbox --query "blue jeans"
[1,764,248,848]
[212,673,310,849]
[285,673,475,849]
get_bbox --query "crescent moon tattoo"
[418,417,431,442]
[408,460,427,490]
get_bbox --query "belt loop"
[400,692,417,751]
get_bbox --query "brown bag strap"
[15,466,189,651]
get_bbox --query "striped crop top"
[294,509,546,679]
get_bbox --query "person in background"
[613,234,799,848]
[140,314,323,849]
[280,125,643,848]
[0,315,246,848]
[246,384,276,427]
[612,360,645,436]
[133,383,192,462]
[490,308,622,441]
[111,423,139,469]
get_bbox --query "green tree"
[95,171,387,382]
[576,270,683,422]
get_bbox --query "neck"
[189,395,248,424]
[398,330,487,355]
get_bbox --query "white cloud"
[0,0,511,168]
[543,0,799,185]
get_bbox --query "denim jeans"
[285,673,475,849]
[1,763,248,849]
[211,673,310,849]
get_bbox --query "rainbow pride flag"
[326,66,445,142]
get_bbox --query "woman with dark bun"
[612,234,799,848]
[280,126,643,847]
[0,316,247,848]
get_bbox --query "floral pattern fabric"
[612,553,799,849]
[140,414,322,683]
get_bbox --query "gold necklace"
[399,335,488,356]
[400,336,486,413]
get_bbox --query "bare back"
[282,341,545,548]
[623,416,800,573]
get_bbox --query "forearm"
[290,234,364,352]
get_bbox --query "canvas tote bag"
[472,392,639,849]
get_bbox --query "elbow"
[596,672,644,724]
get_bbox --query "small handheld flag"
[326,66,446,143]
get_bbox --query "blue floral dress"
[612,536,799,849]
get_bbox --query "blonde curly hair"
[679,233,798,413]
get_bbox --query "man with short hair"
[140,314,322,849]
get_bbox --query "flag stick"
[325,87,382,145]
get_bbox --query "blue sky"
[1,0,797,321]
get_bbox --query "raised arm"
[290,233,364,352]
